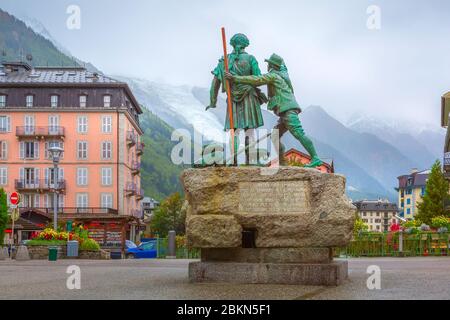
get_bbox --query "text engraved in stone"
[238,181,310,214]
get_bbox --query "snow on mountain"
[346,113,445,167]
[115,76,225,142]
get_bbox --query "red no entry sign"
[10,192,20,205]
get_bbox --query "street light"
[48,146,63,231]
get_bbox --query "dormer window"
[103,95,111,108]
[51,95,59,108]
[26,95,34,108]
[79,95,87,108]
[0,95,5,108]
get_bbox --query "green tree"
[150,193,186,237]
[353,213,368,238]
[0,188,8,245]
[416,160,450,224]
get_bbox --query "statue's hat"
[265,53,284,68]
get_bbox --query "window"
[79,95,87,108]
[45,141,64,159]
[45,194,64,210]
[407,208,411,215]
[77,116,88,134]
[101,141,112,160]
[103,95,111,108]
[0,95,6,108]
[406,198,411,205]
[0,141,7,159]
[77,141,88,159]
[101,167,112,185]
[0,167,7,185]
[101,193,113,208]
[50,95,59,108]
[0,116,10,132]
[77,167,88,186]
[101,115,112,133]
[421,187,426,196]
[76,193,88,208]
[48,115,59,134]
[26,95,34,108]
[20,141,39,159]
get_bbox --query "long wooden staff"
[221,27,235,163]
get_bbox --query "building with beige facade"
[353,199,399,232]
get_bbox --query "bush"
[80,238,100,251]
[431,216,450,229]
[27,239,67,246]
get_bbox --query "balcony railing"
[126,131,136,146]
[16,126,65,139]
[21,207,118,216]
[131,161,141,174]
[15,179,66,192]
[135,188,144,200]
[125,182,136,196]
[136,142,145,155]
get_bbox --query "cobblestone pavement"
[0,257,449,300]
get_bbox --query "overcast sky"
[2,0,450,125]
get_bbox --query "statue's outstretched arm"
[206,76,221,111]
[231,73,276,87]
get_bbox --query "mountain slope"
[139,109,184,200]
[347,115,443,169]
[0,9,77,66]
[300,106,416,195]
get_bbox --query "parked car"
[125,240,157,259]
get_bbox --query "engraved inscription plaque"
[238,181,311,214]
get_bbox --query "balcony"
[16,126,65,140]
[136,142,145,156]
[15,179,66,193]
[25,207,119,216]
[135,188,144,200]
[131,209,143,219]
[124,182,136,196]
[131,161,141,174]
[126,131,136,146]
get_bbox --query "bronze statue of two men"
[207,33,323,168]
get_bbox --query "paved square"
[0,257,449,299]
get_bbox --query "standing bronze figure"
[207,33,267,164]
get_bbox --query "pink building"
[0,61,144,246]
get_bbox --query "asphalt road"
[0,257,449,300]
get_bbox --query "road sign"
[10,192,20,206]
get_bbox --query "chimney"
[411,168,418,174]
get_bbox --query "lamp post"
[48,146,63,231]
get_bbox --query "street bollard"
[166,230,176,259]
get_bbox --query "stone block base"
[189,260,348,286]
[201,248,332,264]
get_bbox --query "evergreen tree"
[0,188,8,246]
[416,160,450,224]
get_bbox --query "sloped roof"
[353,200,399,212]
[0,66,119,84]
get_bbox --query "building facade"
[0,61,145,245]
[353,199,399,232]
[270,148,334,173]
[397,169,429,220]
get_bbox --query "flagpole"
[221,27,236,165]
